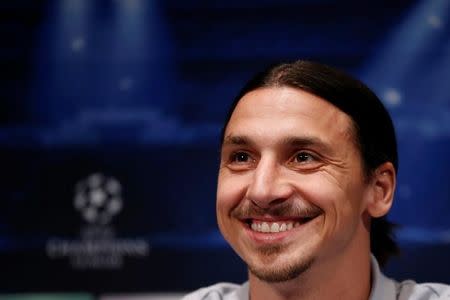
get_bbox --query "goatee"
[248,246,314,283]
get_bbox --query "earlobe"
[367,162,396,218]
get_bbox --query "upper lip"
[241,214,321,223]
[243,216,303,221]
[232,200,324,223]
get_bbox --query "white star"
[427,15,442,29]
[90,189,107,206]
[83,208,97,223]
[383,88,402,107]
[74,195,86,210]
[119,77,134,91]
[71,37,85,52]
[88,173,103,188]
[106,179,121,194]
[107,198,123,214]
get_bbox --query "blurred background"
[0,0,449,298]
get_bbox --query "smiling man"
[182,61,449,300]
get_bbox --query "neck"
[249,226,372,300]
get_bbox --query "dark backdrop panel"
[1,0,449,293]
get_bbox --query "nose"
[246,156,294,208]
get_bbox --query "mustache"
[231,200,323,220]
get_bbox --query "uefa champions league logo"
[74,173,123,225]
[46,172,150,269]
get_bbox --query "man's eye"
[232,152,251,163]
[294,152,314,163]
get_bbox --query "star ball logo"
[74,173,123,225]
[46,173,150,270]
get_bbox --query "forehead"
[224,87,355,145]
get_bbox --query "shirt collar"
[369,255,398,300]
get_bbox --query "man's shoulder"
[179,277,450,300]
[181,282,248,300]
[373,256,449,300]
[396,280,450,299]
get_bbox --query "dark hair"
[220,60,399,266]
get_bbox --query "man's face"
[217,87,373,282]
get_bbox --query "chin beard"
[247,245,314,283]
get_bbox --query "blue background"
[0,0,449,293]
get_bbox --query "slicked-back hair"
[220,60,399,266]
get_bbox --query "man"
[183,60,449,300]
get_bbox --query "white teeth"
[261,222,270,232]
[250,221,297,233]
[270,223,280,233]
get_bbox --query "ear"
[366,162,396,218]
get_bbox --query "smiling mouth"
[245,217,317,233]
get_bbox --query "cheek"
[216,173,248,243]
[217,171,248,212]
[295,173,344,207]
[296,173,361,230]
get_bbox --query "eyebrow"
[222,135,333,153]
[222,135,253,146]
[282,136,328,148]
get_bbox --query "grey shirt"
[182,257,450,300]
